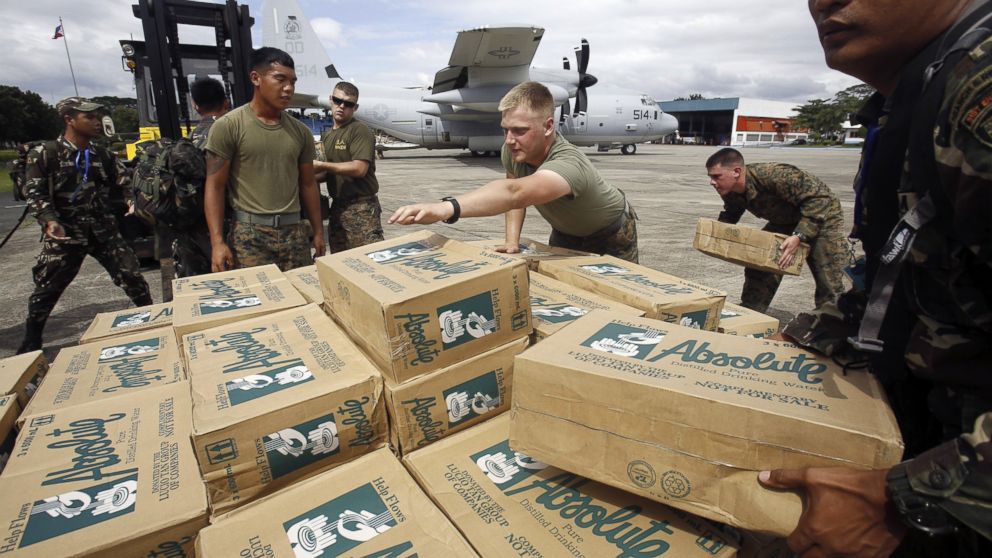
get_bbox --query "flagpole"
[58,17,79,96]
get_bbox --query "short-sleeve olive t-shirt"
[501,133,625,237]
[205,104,315,215]
[320,119,379,200]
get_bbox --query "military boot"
[16,321,44,354]
[132,293,154,307]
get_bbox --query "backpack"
[9,140,57,202]
[130,137,206,227]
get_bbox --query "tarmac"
[0,143,862,360]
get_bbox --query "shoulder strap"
[41,140,58,202]
[849,6,992,354]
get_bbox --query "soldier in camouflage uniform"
[16,97,152,354]
[389,82,639,263]
[313,82,385,253]
[759,1,992,557]
[706,148,847,313]
[171,77,230,278]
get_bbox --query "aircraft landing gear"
[621,144,637,155]
[470,150,484,157]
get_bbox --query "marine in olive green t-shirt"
[501,133,625,237]
[320,118,379,200]
[205,104,316,215]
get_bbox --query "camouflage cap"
[56,97,105,117]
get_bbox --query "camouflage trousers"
[229,219,313,272]
[27,216,152,333]
[548,201,639,263]
[329,195,384,253]
[172,224,213,278]
[741,221,847,313]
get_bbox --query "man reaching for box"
[705,148,847,312]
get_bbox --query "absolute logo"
[366,240,488,280]
[284,483,396,557]
[12,413,141,549]
[474,441,682,558]
[98,338,161,361]
[584,322,829,384]
[264,414,340,480]
[437,292,498,350]
[198,295,262,315]
[581,323,666,359]
[225,363,314,406]
[442,370,501,427]
[109,306,172,329]
[580,263,696,295]
[206,327,305,375]
[16,474,139,549]
[530,295,588,324]
[472,440,548,489]
[677,310,709,330]
[186,277,246,299]
[96,338,167,393]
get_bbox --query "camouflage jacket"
[189,116,215,150]
[24,135,128,225]
[717,162,844,240]
[785,13,992,540]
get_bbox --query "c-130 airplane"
[262,0,678,155]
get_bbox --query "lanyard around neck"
[70,148,91,203]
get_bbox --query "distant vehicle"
[262,0,678,155]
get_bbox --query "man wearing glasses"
[313,82,384,253]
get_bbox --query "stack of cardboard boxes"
[182,303,387,513]
[316,231,533,455]
[0,220,905,554]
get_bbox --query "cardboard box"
[386,337,527,455]
[172,264,308,339]
[694,219,809,276]
[537,255,727,331]
[78,302,174,344]
[509,310,903,535]
[404,414,739,558]
[466,237,593,270]
[0,351,48,409]
[184,304,387,514]
[286,265,324,304]
[529,272,645,341]
[317,231,532,383]
[0,383,207,557]
[0,395,19,474]
[719,302,780,338]
[196,447,478,557]
[19,327,185,424]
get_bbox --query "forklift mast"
[123,0,254,140]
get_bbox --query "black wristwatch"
[442,196,460,224]
[793,231,810,243]
[886,463,957,536]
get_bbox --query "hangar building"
[658,97,809,146]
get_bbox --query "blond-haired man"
[389,81,638,262]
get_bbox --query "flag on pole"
[52,24,63,39]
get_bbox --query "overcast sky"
[0,0,861,107]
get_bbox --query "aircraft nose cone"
[580,74,598,88]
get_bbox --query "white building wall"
[731,98,808,147]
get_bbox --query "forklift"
[119,0,254,300]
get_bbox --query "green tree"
[794,84,875,142]
[111,106,139,133]
[0,85,60,144]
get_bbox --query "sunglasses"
[331,96,357,109]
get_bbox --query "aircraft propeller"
[573,39,598,115]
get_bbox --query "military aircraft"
[262,0,678,155]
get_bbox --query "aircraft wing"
[433,25,543,92]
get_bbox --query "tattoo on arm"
[206,153,227,176]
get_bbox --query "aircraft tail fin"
[261,0,338,96]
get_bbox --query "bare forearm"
[204,180,227,245]
[504,208,526,246]
[300,180,324,234]
[314,160,367,178]
[458,179,525,218]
